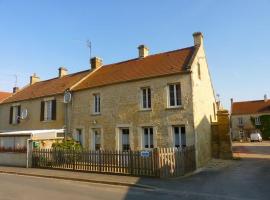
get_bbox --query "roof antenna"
[86,40,92,59]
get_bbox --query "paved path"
[0,141,269,199]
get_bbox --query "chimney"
[230,98,233,105]
[13,87,19,93]
[58,67,68,78]
[138,45,149,58]
[264,94,267,102]
[193,32,204,46]
[90,57,103,70]
[30,73,40,85]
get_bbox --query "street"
[0,141,270,200]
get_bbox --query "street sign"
[140,150,150,157]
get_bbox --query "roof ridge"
[102,46,195,68]
[233,99,268,104]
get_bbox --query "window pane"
[144,129,149,148]
[169,85,175,106]
[148,88,151,108]
[142,89,147,108]
[150,128,154,148]
[95,130,101,150]
[176,84,181,106]
[122,129,130,151]
[181,127,186,147]
[174,127,180,148]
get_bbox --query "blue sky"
[0,0,269,109]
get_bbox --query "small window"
[173,126,186,148]
[198,63,201,79]
[75,129,83,145]
[40,99,56,121]
[141,87,151,109]
[168,83,181,107]
[94,129,101,150]
[10,105,21,124]
[121,128,130,151]
[238,117,243,125]
[255,117,261,125]
[143,127,154,148]
[93,94,100,114]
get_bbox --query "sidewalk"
[0,166,157,189]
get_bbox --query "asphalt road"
[0,141,269,200]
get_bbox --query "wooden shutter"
[40,101,45,121]
[52,99,57,120]
[17,106,21,124]
[9,106,13,124]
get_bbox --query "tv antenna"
[86,40,92,59]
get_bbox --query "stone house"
[231,95,270,140]
[69,32,217,167]
[0,68,90,132]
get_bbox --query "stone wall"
[212,110,233,159]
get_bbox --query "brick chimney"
[264,94,267,102]
[193,32,204,46]
[138,45,149,58]
[13,87,19,93]
[58,67,68,78]
[30,73,40,85]
[90,57,103,70]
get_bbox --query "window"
[168,83,181,107]
[121,128,130,151]
[93,129,101,150]
[173,126,186,148]
[93,94,100,114]
[198,63,201,79]
[40,99,56,121]
[238,117,243,126]
[141,87,151,109]
[9,105,21,124]
[143,127,154,148]
[75,129,83,145]
[255,117,261,125]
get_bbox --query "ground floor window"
[173,126,186,148]
[143,127,154,149]
[75,129,83,145]
[93,129,101,151]
[121,128,130,151]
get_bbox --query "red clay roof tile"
[231,100,270,115]
[0,92,11,103]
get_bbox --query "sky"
[0,0,269,109]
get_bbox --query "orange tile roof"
[231,100,270,115]
[2,70,90,104]
[72,46,195,91]
[0,92,11,103]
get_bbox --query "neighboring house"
[0,91,11,103]
[69,32,217,167]
[0,68,90,132]
[231,95,270,140]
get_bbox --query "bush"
[52,139,83,150]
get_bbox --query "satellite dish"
[64,91,72,103]
[21,109,28,120]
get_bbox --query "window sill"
[139,108,152,112]
[42,120,55,123]
[166,105,183,110]
[91,113,101,116]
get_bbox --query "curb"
[0,170,155,190]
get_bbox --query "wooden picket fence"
[31,145,195,178]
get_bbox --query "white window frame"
[93,94,100,114]
[167,83,181,108]
[44,100,53,121]
[142,127,154,149]
[12,105,19,124]
[238,117,243,125]
[91,128,102,151]
[255,117,261,125]
[116,126,132,151]
[172,126,186,148]
[141,87,151,110]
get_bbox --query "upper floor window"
[173,126,186,148]
[143,127,154,149]
[168,83,181,107]
[141,87,151,109]
[238,117,243,126]
[93,94,100,114]
[40,99,56,121]
[255,117,261,125]
[9,105,21,124]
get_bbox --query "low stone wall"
[0,152,27,167]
